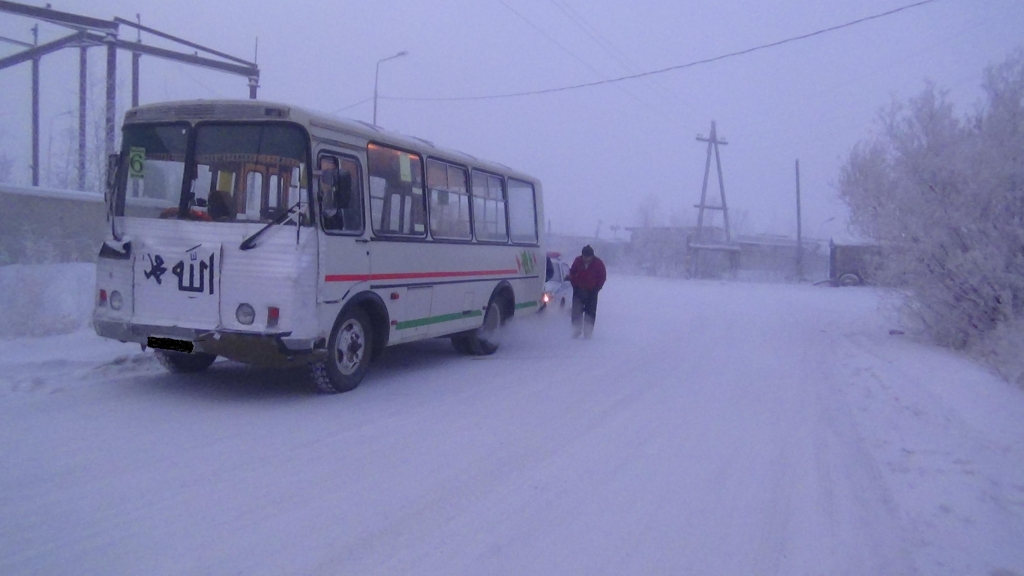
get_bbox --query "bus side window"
[368,143,425,237]
[318,152,363,234]
[471,170,508,242]
[508,178,538,244]
[427,159,471,240]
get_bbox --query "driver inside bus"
[207,187,235,221]
[318,156,349,230]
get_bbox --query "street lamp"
[373,50,408,126]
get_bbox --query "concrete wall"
[0,185,107,264]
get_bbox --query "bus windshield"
[116,122,310,224]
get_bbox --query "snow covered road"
[2,275,1023,575]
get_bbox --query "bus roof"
[123,99,540,184]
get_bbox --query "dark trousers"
[571,288,599,337]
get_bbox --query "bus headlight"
[110,290,123,310]
[236,303,256,325]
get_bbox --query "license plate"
[147,337,194,353]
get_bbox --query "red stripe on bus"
[325,269,519,282]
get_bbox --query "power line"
[331,96,373,114]
[549,0,645,77]
[493,0,672,119]
[494,0,608,82]
[549,0,679,105]
[565,1,649,74]
[384,0,941,102]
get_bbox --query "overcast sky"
[1,0,1022,240]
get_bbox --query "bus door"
[317,150,370,305]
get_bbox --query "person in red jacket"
[567,244,607,339]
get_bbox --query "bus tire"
[311,308,373,394]
[155,350,217,373]
[468,297,505,355]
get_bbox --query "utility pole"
[795,159,803,281]
[78,43,87,190]
[104,30,117,173]
[31,25,39,186]
[692,121,731,277]
[131,14,140,108]
[373,51,408,126]
[694,121,731,240]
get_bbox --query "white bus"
[94,100,544,393]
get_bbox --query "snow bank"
[0,263,95,338]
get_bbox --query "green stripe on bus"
[396,310,483,331]
[515,301,538,309]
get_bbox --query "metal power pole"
[694,121,731,239]
[794,158,802,280]
[131,15,140,108]
[796,159,803,280]
[692,121,731,277]
[104,31,117,183]
[78,45,87,190]
[248,36,258,99]
[31,25,39,186]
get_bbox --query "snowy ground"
[1,266,1023,575]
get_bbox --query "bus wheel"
[311,308,373,394]
[468,298,505,355]
[155,350,217,373]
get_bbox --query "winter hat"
[582,245,594,257]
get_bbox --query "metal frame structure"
[690,121,739,278]
[0,0,259,189]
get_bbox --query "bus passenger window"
[471,170,508,242]
[508,178,538,244]
[368,143,425,237]
[427,159,471,240]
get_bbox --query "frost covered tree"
[839,49,1024,375]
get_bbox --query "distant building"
[736,234,828,281]
[544,232,626,267]
[623,225,829,281]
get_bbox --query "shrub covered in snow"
[838,49,1024,384]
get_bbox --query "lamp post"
[373,50,408,126]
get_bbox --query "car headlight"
[542,292,551,303]
[109,290,123,311]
